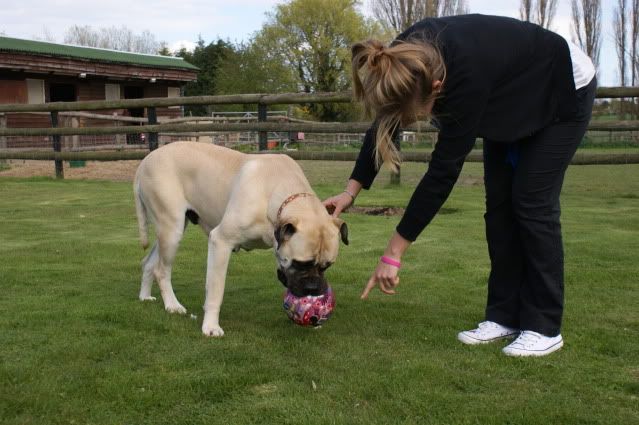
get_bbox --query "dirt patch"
[346,206,458,216]
[457,175,484,186]
[346,206,405,216]
[345,206,459,217]
[0,160,141,181]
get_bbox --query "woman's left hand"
[361,257,400,299]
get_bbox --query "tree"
[614,0,628,87]
[64,25,98,47]
[372,0,426,33]
[520,0,557,29]
[157,42,172,57]
[570,0,602,69]
[535,0,558,29]
[175,37,234,115]
[520,0,533,22]
[34,26,58,42]
[631,0,639,85]
[255,0,381,121]
[439,0,467,16]
[371,0,469,33]
[63,25,163,54]
[216,40,298,106]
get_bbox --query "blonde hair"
[351,39,445,172]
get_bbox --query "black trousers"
[482,77,597,336]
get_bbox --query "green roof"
[0,36,199,71]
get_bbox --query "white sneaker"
[457,321,519,345]
[502,330,564,357]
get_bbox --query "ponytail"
[351,39,445,172]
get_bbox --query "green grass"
[1,161,638,425]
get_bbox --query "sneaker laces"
[477,321,499,330]
[472,321,513,337]
[510,330,542,348]
[476,321,508,333]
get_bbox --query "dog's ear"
[275,222,297,247]
[333,218,349,245]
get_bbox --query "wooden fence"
[1,87,639,178]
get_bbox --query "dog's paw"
[202,324,225,338]
[165,303,187,315]
[139,296,157,302]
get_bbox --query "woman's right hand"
[322,192,354,217]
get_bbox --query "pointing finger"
[360,275,377,300]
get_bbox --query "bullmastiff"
[133,142,348,337]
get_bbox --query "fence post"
[147,107,158,151]
[0,113,6,149]
[258,102,267,151]
[115,114,126,146]
[71,117,80,150]
[390,131,401,185]
[50,111,64,179]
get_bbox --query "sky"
[0,0,619,85]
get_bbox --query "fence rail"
[1,87,638,178]
[0,92,352,113]
[1,149,638,166]
[0,86,637,114]
[2,120,639,138]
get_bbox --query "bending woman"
[323,14,596,357]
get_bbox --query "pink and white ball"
[283,285,335,327]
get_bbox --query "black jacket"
[350,14,578,241]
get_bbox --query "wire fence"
[1,88,639,179]
[2,118,637,153]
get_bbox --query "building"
[0,36,199,149]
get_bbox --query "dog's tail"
[133,178,150,250]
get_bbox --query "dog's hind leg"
[154,215,188,315]
[139,242,159,301]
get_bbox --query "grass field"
[1,161,638,425]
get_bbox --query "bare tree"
[631,0,639,85]
[520,0,533,22]
[33,26,58,42]
[536,0,558,29]
[63,25,162,54]
[371,0,468,33]
[440,0,467,16]
[64,25,100,47]
[371,0,426,33]
[571,0,602,69]
[520,1,557,29]
[614,0,628,86]
[424,0,441,17]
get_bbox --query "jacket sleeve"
[395,131,477,242]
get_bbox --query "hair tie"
[370,46,386,65]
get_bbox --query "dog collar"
[277,192,315,220]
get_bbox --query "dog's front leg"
[202,227,234,337]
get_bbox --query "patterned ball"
[283,285,335,327]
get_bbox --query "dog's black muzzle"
[277,267,328,297]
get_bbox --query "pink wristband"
[380,255,401,268]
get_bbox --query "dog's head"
[274,214,348,297]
